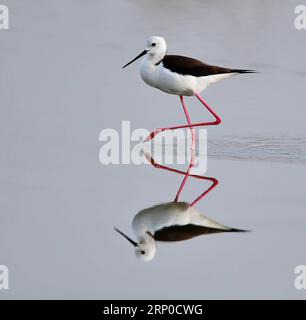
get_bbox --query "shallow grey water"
[0,0,306,299]
[209,135,306,164]
[143,134,306,165]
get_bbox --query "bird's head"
[144,36,167,57]
[122,36,167,68]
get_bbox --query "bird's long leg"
[145,93,221,142]
[144,152,218,207]
[144,94,220,205]
[174,96,196,202]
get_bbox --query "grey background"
[0,0,306,299]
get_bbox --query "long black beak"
[114,227,138,247]
[122,50,148,69]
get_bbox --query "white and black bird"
[122,36,255,139]
[123,36,254,96]
[115,202,247,262]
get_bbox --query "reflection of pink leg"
[189,178,218,207]
[144,153,219,207]
[174,96,196,202]
[145,93,221,142]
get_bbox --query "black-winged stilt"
[122,36,255,141]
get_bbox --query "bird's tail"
[231,69,258,74]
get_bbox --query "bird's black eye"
[141,250,145,255]
[151,43,156,47]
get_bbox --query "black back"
[161,55,255,77]
[154,224,231,242]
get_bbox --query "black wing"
[161,55,255,77]
[154,224,244,242]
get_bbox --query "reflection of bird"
[115,202,247,262]
[122,36,255,141]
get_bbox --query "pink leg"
[145,93,221,142]
[174,96,196,202]
[144,152,218,207]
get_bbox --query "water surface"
[0,0,306,299]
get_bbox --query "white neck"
[144,51,165,66]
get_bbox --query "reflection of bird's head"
[114,228,156,262]
[134,232,156,262]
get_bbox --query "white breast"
[132,202,230,239]
[132,202,191,238]
[139,60,203,96]
[139,59,234,96]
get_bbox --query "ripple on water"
[208,135,306,164]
